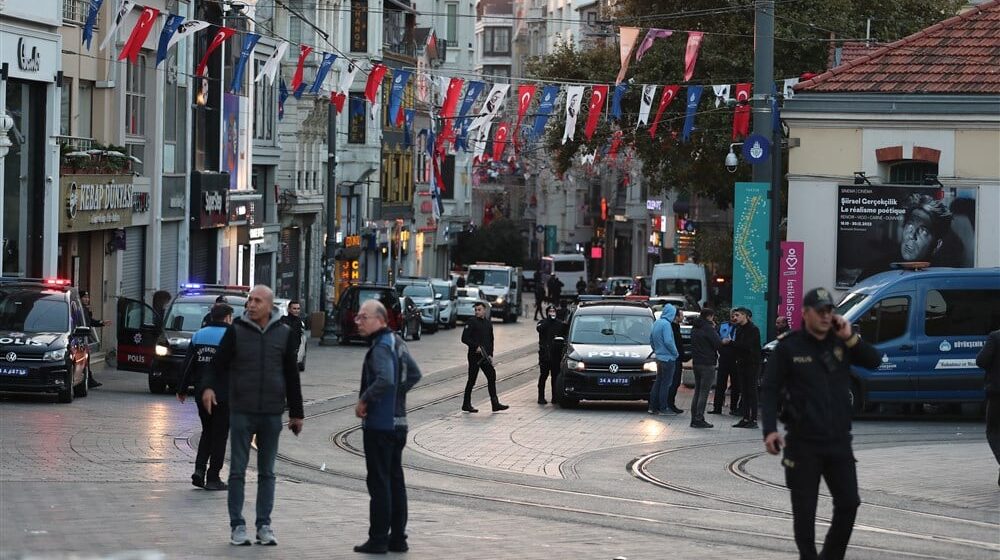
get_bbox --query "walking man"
[202,285,304,547]
[575,276,587,299]
[730,307,761,429]
[461,302,509,413]
[353,300,423,554]
[533,270,546,320]
[760,287,880,560]
[976,327,1000,486]
[547,274,563,305]
[648,305,678,414]
[689,309,722,428]
[536,305,566,404]
[710,311,740,415]
[177,303,234,491]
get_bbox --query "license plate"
[0,366,29,377]
[597,376,629,386]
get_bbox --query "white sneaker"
[230,525,252,546]
[256,524,277,546]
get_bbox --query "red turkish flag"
[290,45,313,92]
[195,26,236,77]
[437,78,464,148]
[649,85,680,138]
[365,63,388,103]
[609,130,624,161]
[683,31,704,81]
[492,121,511,162]
[513,84,536,150]
[584,85,608,141]
[118,7,160,64]
[732,83,751,139]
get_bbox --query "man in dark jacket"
[689,309,722,427]
[547,274,563,304]
[536,305,566,404]
[533,270,546,320]
[760,287,880,560]
[202,285,304,547]
[665,306,688,414]
[976,328,1000,486]
[575,277,587,299]
[460,302,508,413]
[177,303,234,491]
[80,290,108,388]
[353,299,423,554]
[710,312,739,415]
[281,300,305,369]
[730,307,761,428]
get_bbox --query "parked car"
[334,284,420,344]
[0,277,92,403]
[397,277,440,333]
[273,297,308,371]
[432,279,458,329]
[604,276,634,296]
[455,287,489,322]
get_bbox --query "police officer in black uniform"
[760,287,881,560]
[535,305,566,404]
[461,302,509,413]
[730,307,761,428]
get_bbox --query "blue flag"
[309,53,338,95]
[681,85,704,142]
[229,33,261,92]
[278,78,289,120]
[531,85,561,139]
[293,81,307,99]
[403,109,415,147]
[82,0,105,50]
[610,83,628,121]
[455,81,484,151]
[387,69,412,126]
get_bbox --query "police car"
[0,277,92,403]
[554,300,657,408]
[116,283,249,394]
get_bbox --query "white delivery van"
[540,254,588,298]
[650,263,707,309]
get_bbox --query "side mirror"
[435,293,442,300]
[73,326,92,338]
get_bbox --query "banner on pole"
[731,181,771,346]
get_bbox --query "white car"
[432,279,458,329]
[455,287,489,322]
[273,298,308,371]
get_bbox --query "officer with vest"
[760,287,881,560]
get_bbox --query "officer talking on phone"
[760,287,881,560]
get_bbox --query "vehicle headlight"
[155,344,170,357]
[43,348,67,362]
[643,361,658,373]
[567,359,586,371]
[495,297,504,305]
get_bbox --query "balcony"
[383,1,416,58]
[63,0,97,26]
[56,135,95,152]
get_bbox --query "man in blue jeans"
[202,285,304,547]
[648,305,679,414]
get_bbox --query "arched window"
[889,161,938,185]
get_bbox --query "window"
[253,59,275,141]
[78,81,94,138]
[125,56,147,137]
[586,11,597,25]
[446,3,458,42]
[925,289,1000,337]
[482,65,511,79]
[857,296,910,344]
[60,77,72,136]
[889,161,939,185]
[127,143,145,176]
[348,93,366,144]
[483,27,510,55]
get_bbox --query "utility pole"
[751,0,780,342]
[320,102,339,345]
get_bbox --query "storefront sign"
[59,175,136,232]
[161,176,186,219]
[779,241,804,330]
[228,193,261,226]
[192,171,229,228]
[0,28,60,81]
[350,0,369,52]
[249,227,265,240]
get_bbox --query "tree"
[455,219,526,267]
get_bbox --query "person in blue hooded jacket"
[648,305,679,414]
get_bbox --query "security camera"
[725,146,739,173]
[228,1,247,13]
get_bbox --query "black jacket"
[536,317,566,360]
[462,316,494,357]
[731,320,761,371]
[178,321,232,400]
[977,329,1000,395]
[671,321,690,362]
[281,314,305,352]
[760,330,880,442]
[547,276,563,299]
[690,317,722,366]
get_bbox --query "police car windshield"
[0,290,69,332]
[570,314,652,345]
[467,269,509,287]
[164,301,246,331]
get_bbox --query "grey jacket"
[209,309,304,418]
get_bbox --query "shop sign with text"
[59,175,135,232]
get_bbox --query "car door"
[853,292,917,402]
[116,297,158,372]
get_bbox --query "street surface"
[1,300,998,559]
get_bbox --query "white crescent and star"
[520,92,531,108]
[138,8,155,27]
[591,90,603,108]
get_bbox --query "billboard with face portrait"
[836,184,977,287]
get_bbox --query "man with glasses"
[460,302,509,413]
[760,287,880,560]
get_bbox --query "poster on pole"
[731,181,771,346]
[835,185,977,287]
[779,241,804,330]
[223,93,240,190]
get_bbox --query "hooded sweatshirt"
[650,305,679,362]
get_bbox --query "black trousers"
[666,359,683,408]
[713,355,740,412]
[783,439,860,560]
[363,428,408,547]
[738,364,759,421]
[537,354,558,400]
[533,294,546,319]
[464,354,499,407]
[987,394,1000,466]
[195,397,230,481]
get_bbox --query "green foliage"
[526,0,963,208]
[455,219,526,267]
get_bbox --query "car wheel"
[554,376,577,408]
[58,371,74,403]
[413,321,422,341]
[148,377,167,394]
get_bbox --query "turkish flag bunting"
[492,122,511,162]
[609,130,624,161]
[649,85,680,138]
[119,7,160,64]
[732,83,751,139]
[365,63,388,103]
[437,78,464,148]
[432,151,446,193]
[584,85,609,140]
[289,45,313,92]
[513,84,535,150]
[195,26,236,76]
[683,31,704,81]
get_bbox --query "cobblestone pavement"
[2,306,998,560]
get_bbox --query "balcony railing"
[63,0,97,26]
[56,135,95,151]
